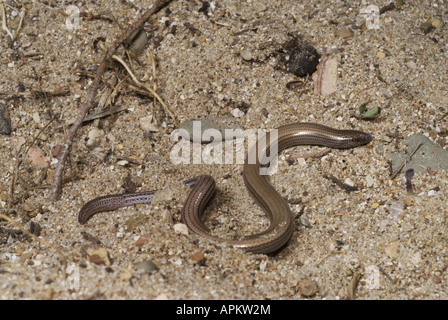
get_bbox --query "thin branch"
[347,271,361,300]
[0,2,13,39]
[112,54,178,127]
[50,0,173,202]
[149,47,158,110]
[54,105,130,129]
[13,0,25,40]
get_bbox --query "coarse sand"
[0,0,447,300]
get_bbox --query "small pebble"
[190,251,206,265]
[231,108,245,118]
[432,275,442,284]
[32,112,41,123]
[16,137,26,151]
[86,247,112,266]
[431,18,444,29]
[299,214,311,228]
[120,270,133,281]
[134,234,151,246]
[38,133,48,141]
[375,51,386,59]
[161,209,174,225]
[129,30,149,56]
[420,21,435,34]
[366,175,374,187]
[406,61,417,69]
[240,49,252,61]
[125,213,149,232]
[334,27,354,38]
[344,178,355,187]
[174,223,189,235]
[23,201,43,218]
[296,158,307,167]
[388,201,404,216]
[139,115,159,132]
[87,128,103,146]
[385,241,399,258]
[27,147,47,167]
[135,260,159,274]
[88,128,103,140]
[297,278,318,297]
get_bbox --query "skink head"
[350,131,372,147]
[334,130,372,149]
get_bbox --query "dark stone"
[287,43,321,77]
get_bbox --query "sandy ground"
[0,0,447,300]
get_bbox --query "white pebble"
[174,258,182,266]
[174,223,189,235]
[88,128,103,140]
[366,175,374,187]
[344,178,355,187]
[296,158,307,167]
[32,112,41,123]
[139,115,159,132]
[231,108,244,118]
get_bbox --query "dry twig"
[13,0,25,40]
[149,47,158,110]
[0,2,13,39]
[54,105,130,129]
[112,54,178,126]
[347,271,361,300]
